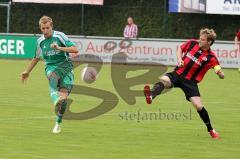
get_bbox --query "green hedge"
[0,0,239,40]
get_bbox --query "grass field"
[0,59,240,159]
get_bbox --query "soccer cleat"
[144,85,152,104]
[208,129,219,139]
[53,122,61,134]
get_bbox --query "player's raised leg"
[144,75,172,104]
[190,96,219,139]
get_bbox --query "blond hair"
[200,28,216,45]
[39,16,53,27]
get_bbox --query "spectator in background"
[234,29,240,71]
[123,17,138,38]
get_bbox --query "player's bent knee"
[190,97,203,110]
[160,76,172,88]
[59,88,69,100]
[194,105,203,111]
[47,72,59,79]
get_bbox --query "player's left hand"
[216,70,224,79]
[21,71,30,84]
[50,42,60,50]
[178,59,184,67]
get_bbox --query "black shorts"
[165,72,200,101]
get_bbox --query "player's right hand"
[50,42,59,50]
[178,59,184,67]
[21,71,29,84]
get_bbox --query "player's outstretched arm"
[21,58,40,83]
[214,65,224,79]
[51,43,78,54]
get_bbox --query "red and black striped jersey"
[175,39,220,83]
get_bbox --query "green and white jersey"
[35,30,75,66]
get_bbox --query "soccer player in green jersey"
[21,16,78,133]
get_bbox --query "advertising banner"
[206,0,240,15]
[169,0,240,15]
[0,35,37,59]
[169,0,206,13]
[0,34,239,68]
[70,37,239,68]
[12,0,104,5]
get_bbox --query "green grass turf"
[0,59,240,159]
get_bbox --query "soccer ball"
[81,67,98,83]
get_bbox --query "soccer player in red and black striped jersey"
[144,28,224,139]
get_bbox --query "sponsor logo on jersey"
[46,50,60,56]
[186,52,202,66]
